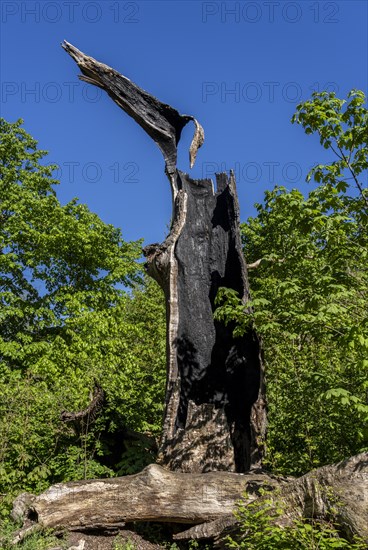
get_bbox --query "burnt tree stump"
[62,41,266,473]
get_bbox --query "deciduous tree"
[215,90,368,474]
[0,118,166,494]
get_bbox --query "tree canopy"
[215,90,368,474]
[0,119,166,495]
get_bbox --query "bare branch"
[61,41,204,180]
[247,258,286,269]
[60,383,104,426]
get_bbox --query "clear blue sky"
[1,1,367,245]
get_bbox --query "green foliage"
[292,89,368,207]
[215,90,368,475]
[226,490,366,549]
[113,537,136,550]
[0,119,166,497]
[0,521,65,550]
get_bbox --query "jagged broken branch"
[62,41,204,180]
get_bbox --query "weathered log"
[16,464,279,532]
[62,42,266,473]
[281,452,368,544]
[214,452,368,547]
[175,453,368,544]
[11,453,368,546]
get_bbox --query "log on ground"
[12,453,368,546]
[15,465,280,532]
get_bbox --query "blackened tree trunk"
[144,171,266,472]
[62,41,267,473]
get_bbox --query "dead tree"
[62,41,266,473]
[7,47,367,550]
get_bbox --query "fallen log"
[11,453,368,546]
[214,452,368,547]
[281,452,368,544]
[16,465,279,531]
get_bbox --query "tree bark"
[14,464,278,531]
[11,453,368,546]
[143,171,266,473]
[62,41,266,473]
[213,452,368,547]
